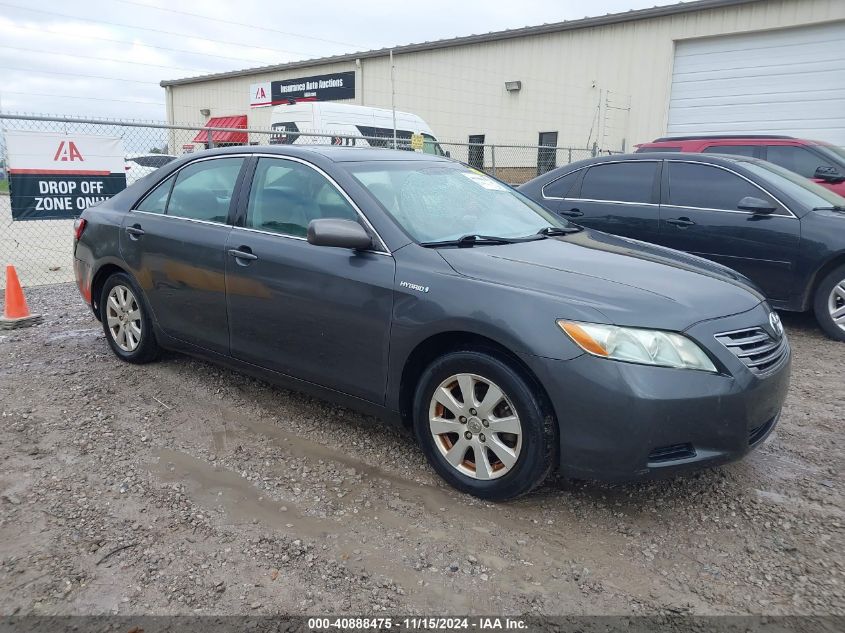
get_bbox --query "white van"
[268,102,446,156]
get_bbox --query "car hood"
[436,229,764,331]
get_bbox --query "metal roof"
[160,0,764,87]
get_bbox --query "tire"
[100,272,160,363]
[413,349,556,501]
[813,264,845,342]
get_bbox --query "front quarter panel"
[795,210,845,308]
[385,244,598,411]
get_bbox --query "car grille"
[714,327,787,374]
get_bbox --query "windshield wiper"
[420,234,520,248]
[537,226,583,236]
[812,205,845,212]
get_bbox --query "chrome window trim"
[665,159,797,219]
[660,204,799,218]
[542,159,660,203]
[247,153,390,254]
[564,198,659,208]
[131,152,391,254]
[131,209,230,227]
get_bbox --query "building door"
[667,22,845,146]
[468,135,485,170]
[537,132,558,176]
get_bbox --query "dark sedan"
[519,153,845,341]
[74,146,790,500]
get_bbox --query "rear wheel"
[414,350,556,500]
[100,272,159,363]
[813,264,845,342]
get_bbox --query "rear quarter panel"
[74,197,131,308]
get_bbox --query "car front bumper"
[521,303,791,481]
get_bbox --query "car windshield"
[739,159,845,209]
[347,161,569,243]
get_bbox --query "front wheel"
[100,272,160,363]
[813,264,845,342]
[413,350,556,501]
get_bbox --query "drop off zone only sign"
[5,131,127,220]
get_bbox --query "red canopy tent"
[193,115,248,146]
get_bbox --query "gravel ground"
[0,283,842,616]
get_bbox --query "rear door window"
[542,169,581,199]
[136,174,175,214]
[579,162,657,203]
[166,157,245,223]
[765,145,836,178]
[666,162,776,211]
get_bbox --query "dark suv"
[635,135,845,196]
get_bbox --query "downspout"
[356,58,363,106]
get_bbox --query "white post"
[390,49,397,150]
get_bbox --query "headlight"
[558,320,717,372]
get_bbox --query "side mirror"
[813,165,845,183]
[307,218,373,250]
[737,196,777,215]
[445,150,451,158]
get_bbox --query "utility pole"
[390,49,397,150]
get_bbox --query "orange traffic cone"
[1,265,43,330]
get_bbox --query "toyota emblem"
[769,311,784,337]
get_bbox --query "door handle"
[228,248,258,263]
[559,208,584,218]
[667,217,695,228]
[125,225,145,239]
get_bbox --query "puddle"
[155,448,326,534]
[242,419,464,516]
[151,448,457,607]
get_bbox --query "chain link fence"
[0,113,612,288]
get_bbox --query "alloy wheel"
[428,373,522,480]
[829,279,845,334]
[106,284,142,352]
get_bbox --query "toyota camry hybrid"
[73,146,791,500]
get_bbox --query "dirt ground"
[0,283,842,617]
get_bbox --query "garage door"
[667,22,845,146]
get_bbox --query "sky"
[0,0,670,121]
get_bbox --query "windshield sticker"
[461,171,507,191]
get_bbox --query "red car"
[635,135,845,196]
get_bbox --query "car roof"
[189,145,451,163]
[536,152,774,174]
[648,134,795,143]
[125,152,177,158]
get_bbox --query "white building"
[162,0,845,156]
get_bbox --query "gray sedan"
[73,146,790,500]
